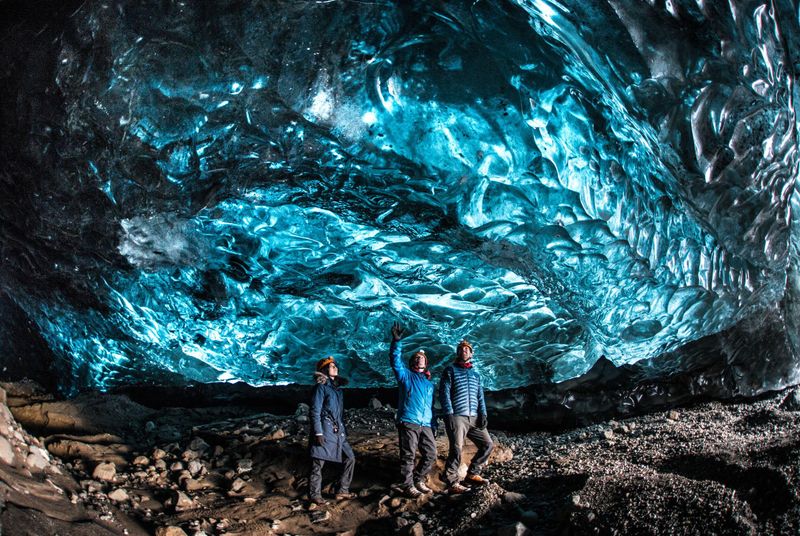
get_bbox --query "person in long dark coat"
[308,356,356,505]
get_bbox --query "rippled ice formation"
[0,0,798,392]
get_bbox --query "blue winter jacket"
[390,340,436,428]
[439,363,486,417]
[309,372,353,462]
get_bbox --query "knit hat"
[316,356,336,372]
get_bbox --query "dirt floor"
[1,380,800,535]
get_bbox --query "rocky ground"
[1,380,800,535]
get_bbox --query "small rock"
[503,491,526,504]
[152,448,167,460]
[212,445,224,456]
[497,522,531,536]
[231,477,246,492]
[108,488,129,502]
[571,494,582,507]
[0,436,15,465]
[81,479,103,493]
[93,462,117,482]
[144,421,156,433]
[26,450,49,471]
[368,397,382,410]
[155,527,187,536]
[133,456,149,466]
[169,490,193,511]
[236,458,253,474]
[390,497,402,508]
[667,410,680,421]
[187,460,203,476]
[268,428,286,441]
[188,437,209,452]
[182,449,199,462]
[395,517,409,528]
[170,462,184,472]
[155,459,167,471]
[602,429,615,440]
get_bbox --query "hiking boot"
[309,496,327,506]
[447,482,470,495]
[335,491,357,501]
[464,474,489,486]
[404,485,423,498]
[414,480,433,494]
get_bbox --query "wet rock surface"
[1,381,799,534]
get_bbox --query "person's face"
[327,362,338,378]
[459,346,473,362]
[413,354,426,369]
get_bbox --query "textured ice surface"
[0,0,798,392]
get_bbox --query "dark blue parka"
[309,372,354,462]
[390,340,436,428]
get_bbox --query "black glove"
[391,321,405,341]
[476,414,488,430]
[444,414,456,431]
[313,435,325,446]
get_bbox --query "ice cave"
[1,0,800,533]
[2,0,799,397]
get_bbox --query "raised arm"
[389,322,408,383]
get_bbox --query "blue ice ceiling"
[0,0,798,392]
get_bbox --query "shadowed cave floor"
[1,381,800,535]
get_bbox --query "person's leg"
[442,416,469,485]
[309,458,325,499]
[398,423,421,488]
[413,425,437,486]
[338,441,356,493]
[466,420,494,476]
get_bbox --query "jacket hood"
[313,372,349,386]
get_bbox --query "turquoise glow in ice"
[2,0,798,391]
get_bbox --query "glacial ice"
[0,0,798,393]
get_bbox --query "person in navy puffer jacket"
[439,339,493,494]
[308,356,356,505]
[389,322,437,498]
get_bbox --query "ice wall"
[0,0,798,392]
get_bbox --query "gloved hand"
[313,435,325,446]
[476,414,488,430]
[444,414,456,431]
[391,322,405,341]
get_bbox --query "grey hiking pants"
[397,422,437,487]
[443,415,494,485]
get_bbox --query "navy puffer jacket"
[309,372,353,462]
[439,364,486,417]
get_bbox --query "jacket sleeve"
[310,385,325,436]
[430,388,438,428]
[390,340,409,383]
[439,367,454,415]
[477,374,487,416]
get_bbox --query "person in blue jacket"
[389,322,437,498]
[308,356,356,505]
[439,339,493,494]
